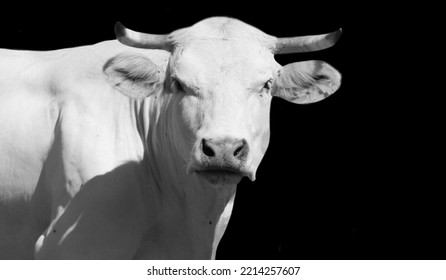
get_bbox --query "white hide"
[0,17,341,259]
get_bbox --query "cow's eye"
[262,79,273,92]
[172,78,184,92]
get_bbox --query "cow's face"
[107,17,342,185]
[167,41,278,184]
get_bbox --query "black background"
[1,2,442,259]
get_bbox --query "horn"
[273,28,342,54]
[114,22,171,51]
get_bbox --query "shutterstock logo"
[147,266,231,276]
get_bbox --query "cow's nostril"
[202,139,215,157]
[232,140,247,159]
[233,145,243,157]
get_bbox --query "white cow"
[0,17,342,259]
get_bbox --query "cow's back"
[0,49,58,258]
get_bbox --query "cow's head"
[106,17,342,186]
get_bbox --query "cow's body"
[0,41,234,259]
[0,17,342,259]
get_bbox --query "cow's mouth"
[194,167,246,185]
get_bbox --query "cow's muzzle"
[187,137,255,184]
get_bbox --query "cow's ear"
[272,60,341,104]
[103,53,165,99]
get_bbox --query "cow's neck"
[135,96,236,259]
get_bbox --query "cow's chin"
[195,169,244,185]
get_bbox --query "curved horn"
[274,28,342,54]
[114,22,171,51]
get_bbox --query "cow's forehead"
[172,40,276,87]
[169,17,278,82]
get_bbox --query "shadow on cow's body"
[33,160,236,259]
[35,161,149,259]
